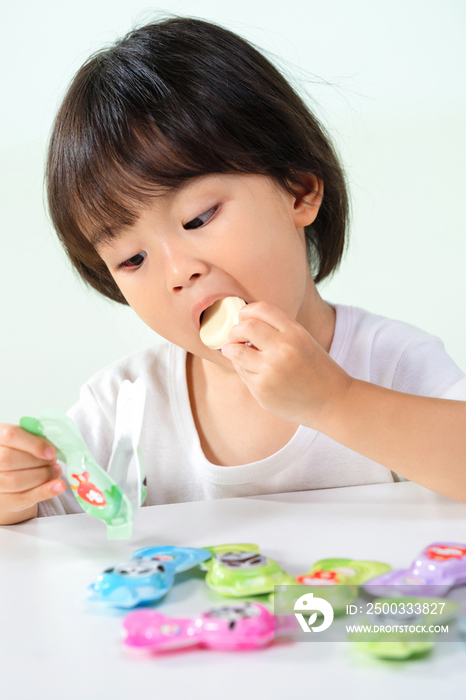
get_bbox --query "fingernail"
[52,464,62,477]
[44,446,55,459]
[52,481,65,494]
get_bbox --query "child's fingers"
[0,463,62,494]
[0,424,56,461]
[227,316,278,351]
[235,301,293,333]
[0,476,66,513]
[0,445,57,472]
[221,340,260,373]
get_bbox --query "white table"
[1,481,466,700]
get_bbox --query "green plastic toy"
[200,544,296,597]
[355,638,435,660]
[297,557,391,586]
[271,579,356,617]
[20,379,146,540]
[349,596,459,660]
[270,558,392,614]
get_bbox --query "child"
[1,16,465,525]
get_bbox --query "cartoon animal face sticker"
[206,603,261,621]
[297,570,342,586]
[296,566,359,586]
[425,545,466,562]
[204,545,295,596]
[205,603,261,630]
[216,552,268,569]
[71,471,107,507]
[108,558,167,578]
[105,553,176,578]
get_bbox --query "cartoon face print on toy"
[424,544,466,561]
[122,602,297,653]
[297,558,391,587]
[112,559,168,578]
[364,542,466,598]
[205,602,261,628]
[71,472,107,507]
[200,543,295,596]
[297,570,342,585]
[88,546,210,607]
[217,552,268,569]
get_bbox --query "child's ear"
[288,173,324,228]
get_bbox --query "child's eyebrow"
[91,228,127,251]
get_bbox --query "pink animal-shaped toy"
[123,602,296,653]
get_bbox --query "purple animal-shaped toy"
[364,542,466,597]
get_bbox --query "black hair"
[46,16,349,304]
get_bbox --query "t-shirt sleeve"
[438,376,466,401]
[390,335,466,399]
[37,384,115,517]
[375,330,466,485]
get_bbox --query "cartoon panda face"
[109,558,166,578]
[216,551,268,569]
[206,603,261,623]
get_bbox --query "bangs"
[47,89,255,251]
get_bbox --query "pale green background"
[1,0,465,423]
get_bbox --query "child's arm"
[316,380,466,500]
[222,302,466,502]
[0,425,65,525]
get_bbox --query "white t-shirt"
[38,303,466,516]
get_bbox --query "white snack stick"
[199,297,246,349]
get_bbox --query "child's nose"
[164,249,209,292]
[172,271,202,292]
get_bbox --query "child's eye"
[118,252,147,270]
[184,206,217,230]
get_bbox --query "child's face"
[96,173,321,368]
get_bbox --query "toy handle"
[20,412,133,540]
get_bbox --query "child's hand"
[221,301,352,428]
[0,424,65,524]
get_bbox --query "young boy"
[1,17,465,525]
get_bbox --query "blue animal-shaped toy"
[87,545,210,607]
